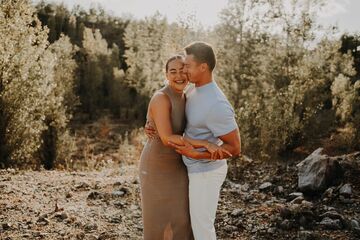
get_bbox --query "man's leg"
[188,164,227,240]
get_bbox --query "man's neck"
[195,74,212,87]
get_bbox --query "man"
[147,41,241,240]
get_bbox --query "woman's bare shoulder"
[149,91,171,108]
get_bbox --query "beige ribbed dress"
[139,85,194,240]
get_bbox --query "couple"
[139,41,241,240]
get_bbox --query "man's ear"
[200,63,208,72]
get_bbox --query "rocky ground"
[1,155,359,240]
[1,118,360,239]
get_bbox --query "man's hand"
[144,120,157,139]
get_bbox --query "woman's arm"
[149,94,231,159]
[149,92,185,147]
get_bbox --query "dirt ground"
[1,118,359,239]
[1,158,359,240]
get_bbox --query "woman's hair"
[165,54,184,72]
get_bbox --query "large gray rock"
[339,183,352,197]
[296,148,343,193]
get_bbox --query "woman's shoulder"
[150,91,171,107]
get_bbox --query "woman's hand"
[168,140,199,159]
[205,143,232,160]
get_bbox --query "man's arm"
[170,141,231,160]
[217,128,241,157]
[170,128,241,160]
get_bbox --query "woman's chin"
[170,83,187,92]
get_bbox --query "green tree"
[40,34,78,169]
[124,13,169,96]
[0,0,78,168]
[215,0,355,159]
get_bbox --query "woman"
[139,55,229,240]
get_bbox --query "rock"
[300,200,314,209]
[132,179,139,184]
[98,232,118,240]
[223,225,238,233]
[86,235,98,240]
[241,183,250,192]
[322,187,335,199]
[267,227,276,234]
[290,196,304,204]
[2,222,11,230]
[339,195,354,204]
[276,186,284,194]
[113,180,125,186]
[279,206,292,219]
[297,230,315,240]
[112,190,125,197]
[279,219,292,230]
[288,192,304,201]
[351,219,360,229]
[65,192,72,198]
[319,217,342,230]
[22,233,31,238]
[320,211,344,221]
[130,204,138,210]
[36,214,49,225]
[243,193,253,202]
[109,215,122,223]
[296,148,343,193]
[231,208,244,217]
[87,191,103,200]
[84,222,98,232]
[299,215,308,227]
[75,231,85,240]
[114,200,125,209]
[259,182,272,190]
[339,183,352,197]
[74,182,91,190]
[53,212,68,221]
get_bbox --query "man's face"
[184,54,201,83]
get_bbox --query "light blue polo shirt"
[183,81,238,173]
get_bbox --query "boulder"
[296,148,343,193]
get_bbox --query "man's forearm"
[220,143,241,156]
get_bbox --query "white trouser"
[188,163,228,240]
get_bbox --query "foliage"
[215,0,356,158]
[0,0,77,168]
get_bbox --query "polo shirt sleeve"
[205,101,238,137]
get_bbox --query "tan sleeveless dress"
[139,85,193,240]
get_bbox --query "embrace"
[139,41,241,240]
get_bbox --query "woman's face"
[166,58,188,93]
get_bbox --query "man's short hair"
[184,41,216,71]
